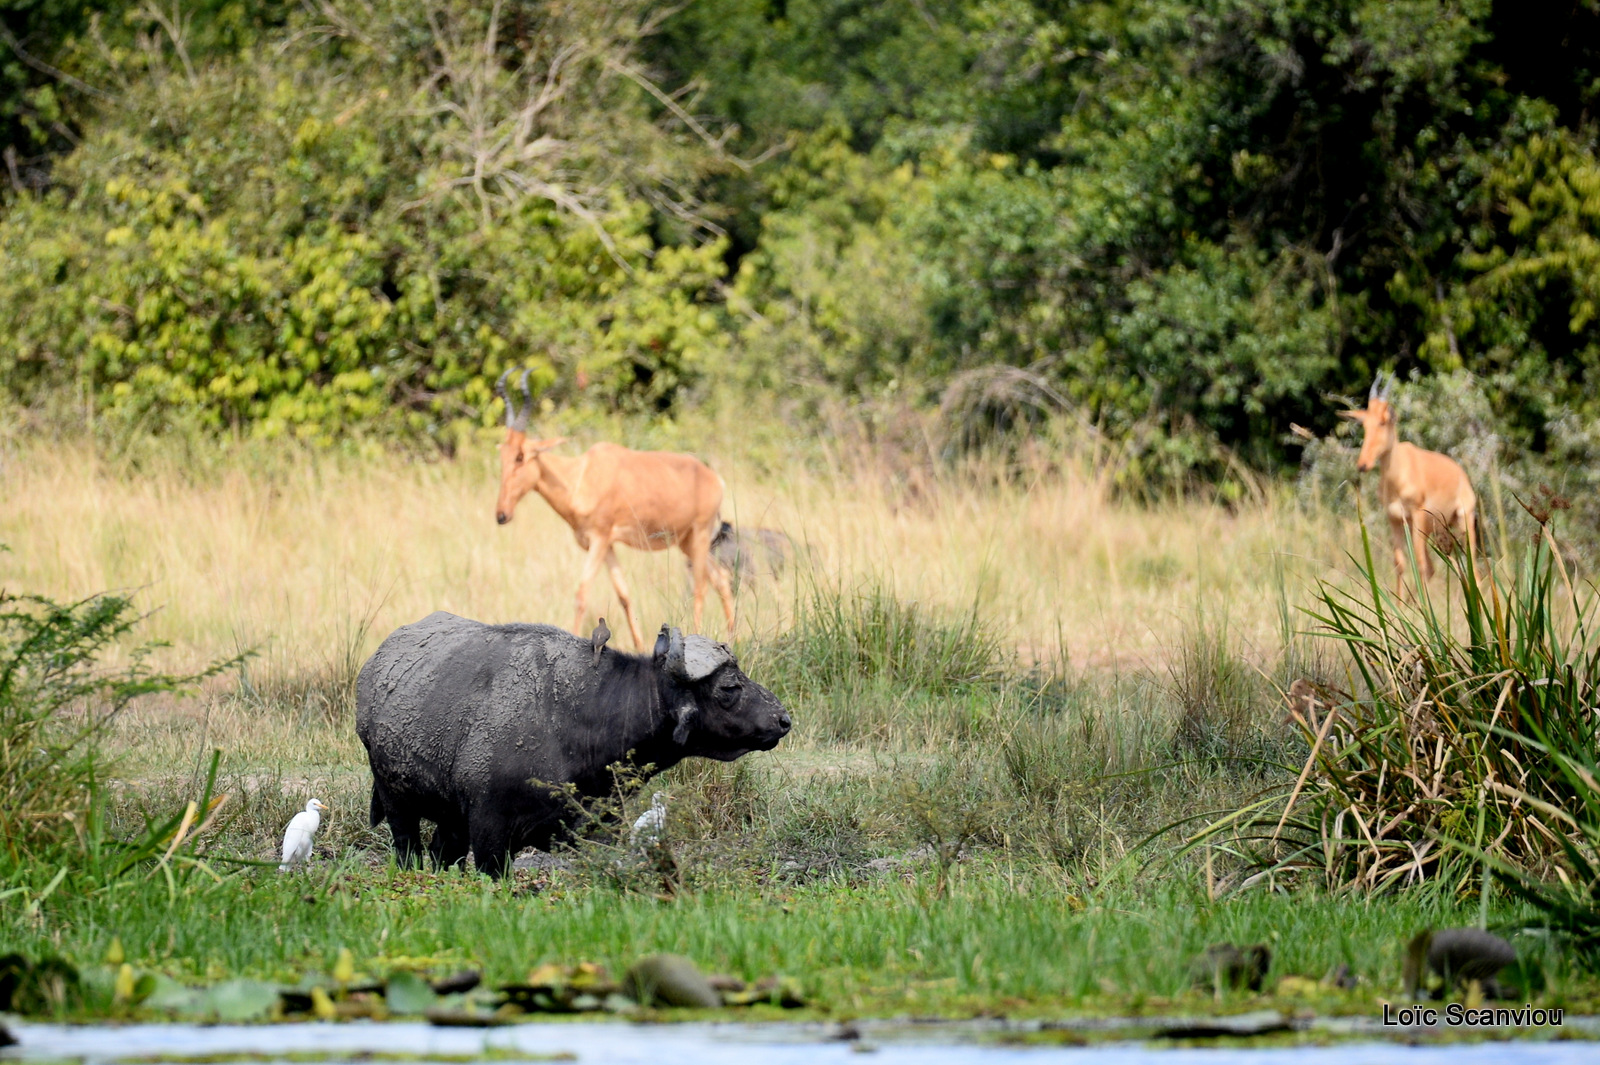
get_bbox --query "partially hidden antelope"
[493,370,736,649]
[1339,373,1479,595]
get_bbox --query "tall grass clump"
[1168,611,1276,765]
[766,577,1009,696]
[1195,504,1599,895]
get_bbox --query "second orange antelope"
[1339,373,1479,596]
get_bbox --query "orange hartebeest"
[492,371,735,649]
[1339,373,1479,595]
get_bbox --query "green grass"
[5,556,1600,1022]
[12,858,1596,1019]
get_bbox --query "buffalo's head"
[654,626,790,760]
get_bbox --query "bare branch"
[138,1,199,84]
[0,24,114,101]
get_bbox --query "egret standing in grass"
[280,798,328,871]
[630,792,666,850]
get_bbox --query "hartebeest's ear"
[1336,409,1366,421]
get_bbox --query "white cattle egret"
[630,792,667,849]
[280,798,328,870]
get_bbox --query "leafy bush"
[0,575,233,880]
[0,0,729,447]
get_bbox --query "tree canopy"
[2,0,1597,485]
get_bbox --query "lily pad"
[384,970,438,1015]
[620,954,719,1009]
[206,979,281,1021]
[142,975,208,1016]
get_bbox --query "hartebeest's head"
[494,369,566,524]
[1338,374,1398,473]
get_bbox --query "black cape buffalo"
[356,612,790,877]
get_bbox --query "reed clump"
[1192,503,1600,895]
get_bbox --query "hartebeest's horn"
[1380,372,1395,401]
[497,367,533,432]
[497,368,520,429]
[1369,374,1382,403]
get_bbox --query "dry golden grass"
[0,429,1365,861]
[0,433,1353,680]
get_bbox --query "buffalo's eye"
[715,679,742,705]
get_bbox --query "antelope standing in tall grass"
[493,371,736,649]
[1339,374,1479,596]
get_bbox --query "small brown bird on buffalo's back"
[592,618,610,667]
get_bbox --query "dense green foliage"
[2,0,1598,481]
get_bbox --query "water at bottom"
[3,1021,1595,1065]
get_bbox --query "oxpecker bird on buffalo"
[356,612,790,877]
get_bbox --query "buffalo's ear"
[672,703,697,745]
[653,625,671,662]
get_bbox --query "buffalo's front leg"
[387,808,425,869]
[468,808,514,878]
[429,816,470,869]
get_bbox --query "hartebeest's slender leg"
[1412,512,1436,584]
[708,557,736,634]
[1389,519,1411,597]
[573,537,609,638]
[603,547,645,650]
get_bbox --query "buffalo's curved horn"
[664,627,686,679]
[680,636,732,681]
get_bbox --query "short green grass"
[17,857,1597,1019]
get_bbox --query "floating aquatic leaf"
[206,979,280,1021]
[621,955,719,1009]
[141,975,205,1015]
[384,970,437,1015]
